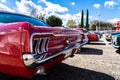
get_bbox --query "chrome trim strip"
[33,38,39,54]
[54,34,80,36]
[30,33,80,52]
[37,38,42,54]
[34,43,80,64]
[111,43,120,49]
[41,38,47,52]
[30,33,53,53]
[44,38,50,52]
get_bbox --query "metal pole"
[98,13,101,32]
[98,8,101,32]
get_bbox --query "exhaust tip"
[36,66,46,75]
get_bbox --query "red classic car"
[0,11,82,78]
[87,31,99,42]
[75,28,89,45]
[76,28,99,43]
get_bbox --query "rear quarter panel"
[0,22,37,77]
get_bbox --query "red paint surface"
[87,33,99,41]
[0,22,81,78]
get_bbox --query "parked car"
[0,11,82,78]
[111,34,120,49]
[94,31,103,38]
[87,31,99,43]
[75,28,89,45]
[106,32,120,42]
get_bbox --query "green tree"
[86,9,89,30]
[66,20,77,28]
[36,13,46,21]
[90,20,98,30]
[80,9,84,28]
[90,20,113,30]
[30,9,46,22]
[46,15,63,27]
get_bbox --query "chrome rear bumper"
[23,43,81,69]
[111,44,120,49]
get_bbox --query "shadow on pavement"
[77,47,103,55]
[87,42,106,45]
[116,49,120,54]
[108,43,111,45]
[0,63,115,80]
[33,63,115,80]
[0,73,31,80]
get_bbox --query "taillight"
[32,38,50,54]
[81,34,85,40]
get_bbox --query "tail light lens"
[81,34,85,40]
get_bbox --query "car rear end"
[21,23,82,77]
[75,28,88,45]
[0,11,82,78]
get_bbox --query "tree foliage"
[86,9,89,30]
[36,13,46,21]
[90,20,113,30]
[80,9,84,28]
[46,15,63,27]
[30,9,46,22]
[66,20,77,28]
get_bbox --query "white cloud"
[15,0,69,25]
[0,0,93,26]
[107,18,120,23]
[0,0,6,3]
[71,2,75,6]
[0,3,15,12]
[16,0,43,16]
[38,0,68,13]
[93,4,101,9]
[45,2,68,13]
[104,1,118,8]
[38,0,46,3]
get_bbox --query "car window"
[0,13,49,26]
[89,31,94,34]
[83,30,88,33]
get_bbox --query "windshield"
[0,13,48,26]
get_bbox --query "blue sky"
[0,0,120,25]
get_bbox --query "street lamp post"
[98,8,101,32]
[98,13,101,32]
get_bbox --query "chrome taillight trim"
[30,33,80,54]
[33,38,50,54]
[43,38,50,52]
[30,33,50,54]
[45,38,49,51]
